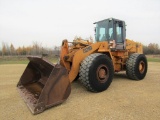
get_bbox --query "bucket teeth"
[18,86,38,105]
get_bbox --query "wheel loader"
[17,18,148,114]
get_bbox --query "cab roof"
[94,18,124,24]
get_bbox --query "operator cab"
[94,18,126,50]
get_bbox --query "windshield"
[95,20,113,42]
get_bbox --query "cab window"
[116,22,123,43]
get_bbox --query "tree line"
[0,42,160,56]
[0,42,60,56]
[143,43,160,54]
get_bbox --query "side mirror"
[94,27,96,33]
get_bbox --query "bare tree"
[10,43,15,56]
[31,41,42,55]
[2,42,7,56]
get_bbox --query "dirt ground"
[0,62,160,120]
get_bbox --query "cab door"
[114,21,126,50]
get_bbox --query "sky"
[0,0,160,49]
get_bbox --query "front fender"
[69,42,110,82]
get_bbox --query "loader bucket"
[17,56,71,114]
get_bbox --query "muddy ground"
[0,62,160,120]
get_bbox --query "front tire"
[126,53,148,80]
[79,53,114,92]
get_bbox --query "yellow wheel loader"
[17,18,148,114]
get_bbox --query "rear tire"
[79,53,114,92]
[126,53,147,80]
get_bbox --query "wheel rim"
[96,65,109,83]
[139,61,145,74]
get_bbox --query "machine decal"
[83,46,92,53]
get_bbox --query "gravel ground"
[0,62,160,120]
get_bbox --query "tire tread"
[79,53,102,92]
